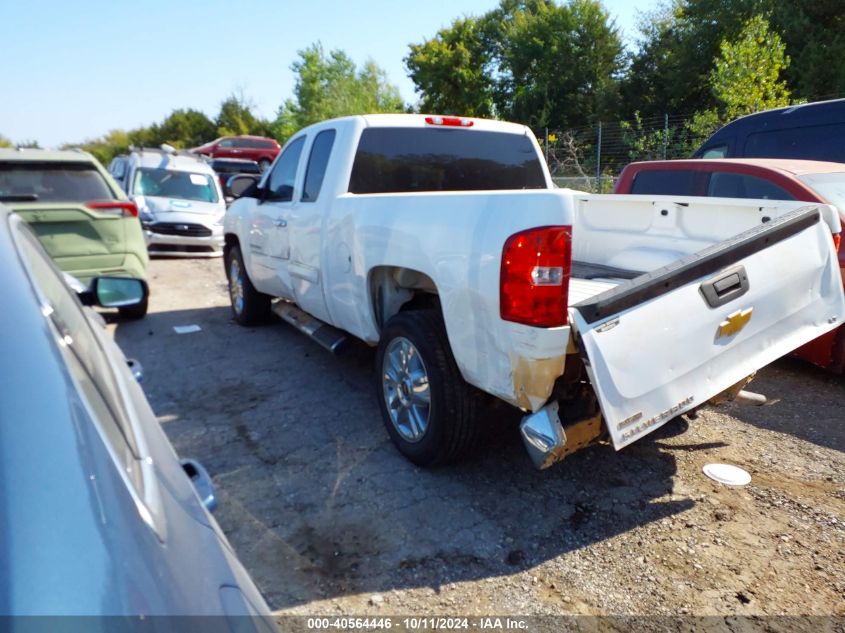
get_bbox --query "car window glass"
[219,139,234,148]
[349,128,546,193]
[744,124,845,162]
[266,136,305,202]
[0,161,114,202]
[707,172,795,200]
[630,169,700,195]
[133,168,219,203]
[302,130,336,202]
[12,225,144,493]
[701,145,728,159]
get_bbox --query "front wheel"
[226,244,271,325]
[376,310,479,467]
[258,158,272,172]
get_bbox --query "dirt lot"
[109,258,845,626]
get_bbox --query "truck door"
[570,206,845,450]
[247,136,305,300]
[286,129,337,324]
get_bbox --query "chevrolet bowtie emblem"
[718,308,753,338]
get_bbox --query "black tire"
[118,294,148,320]
[375,309,479,467]
[258,158,271,172]
[226,244,271,325]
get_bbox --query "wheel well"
[223,233,239,257]
[369,266,440,331]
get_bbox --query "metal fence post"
[663,113,669,160]
[596,121,602,192]
[544,127,549,164]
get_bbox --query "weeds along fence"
[538,113,707,193]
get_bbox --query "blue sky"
[0,0,660,148]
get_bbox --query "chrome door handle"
[274,219,287,227]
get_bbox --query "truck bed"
[568,260,640,304]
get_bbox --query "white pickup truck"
[223,114,845,469]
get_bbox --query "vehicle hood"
[136,195,224,218]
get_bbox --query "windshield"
[797,172,845,211]
[0,161,114,202]
[133,168,219,203]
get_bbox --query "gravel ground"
[108,258,845,627]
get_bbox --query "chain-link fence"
[539,113,707,192]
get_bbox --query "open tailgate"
[570,205,845,450]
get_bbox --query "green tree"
[621,0,767,118]
[0,134,12,148]
[158,109,217,148]
[216,93,271,137]
[405,17,495,117]
[769,1,845,101]
[710,15,790,119]
[272,44,404,142]
[405,0,624,129]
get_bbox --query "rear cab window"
[0,161,116,203]
[348,127,547,193]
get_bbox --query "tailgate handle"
[700,265,749,308]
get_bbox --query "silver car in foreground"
[0,205,274,626]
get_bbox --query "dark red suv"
[192,135,280,171]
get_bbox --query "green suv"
[0,149,149,317]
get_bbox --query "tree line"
[3,0,842,167]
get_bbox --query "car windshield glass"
[0,161,114,202]
[133,168,219,203]
[797,172,845,210]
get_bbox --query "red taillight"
[85,200,138,218]
[424,115,474,127]
[500,226,572,327]
[834,233,841,252]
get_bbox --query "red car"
[192,135,280,171]
[615,158,845,372]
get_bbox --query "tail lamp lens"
[86,200,139,218]
[500,226,572,327]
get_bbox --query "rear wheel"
[226,245,271,325]
[376,310,479,466]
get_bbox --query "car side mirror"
[79,277,149,308]
[227,174,260,200]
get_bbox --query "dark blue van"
[693,98,845,162]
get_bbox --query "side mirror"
[227,174,260,200]
[79,277,149,308]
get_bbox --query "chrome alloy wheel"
[382,336,431,442]
[228,257,244,315]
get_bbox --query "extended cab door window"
[266,136,305,202]
[301,130,336,202]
